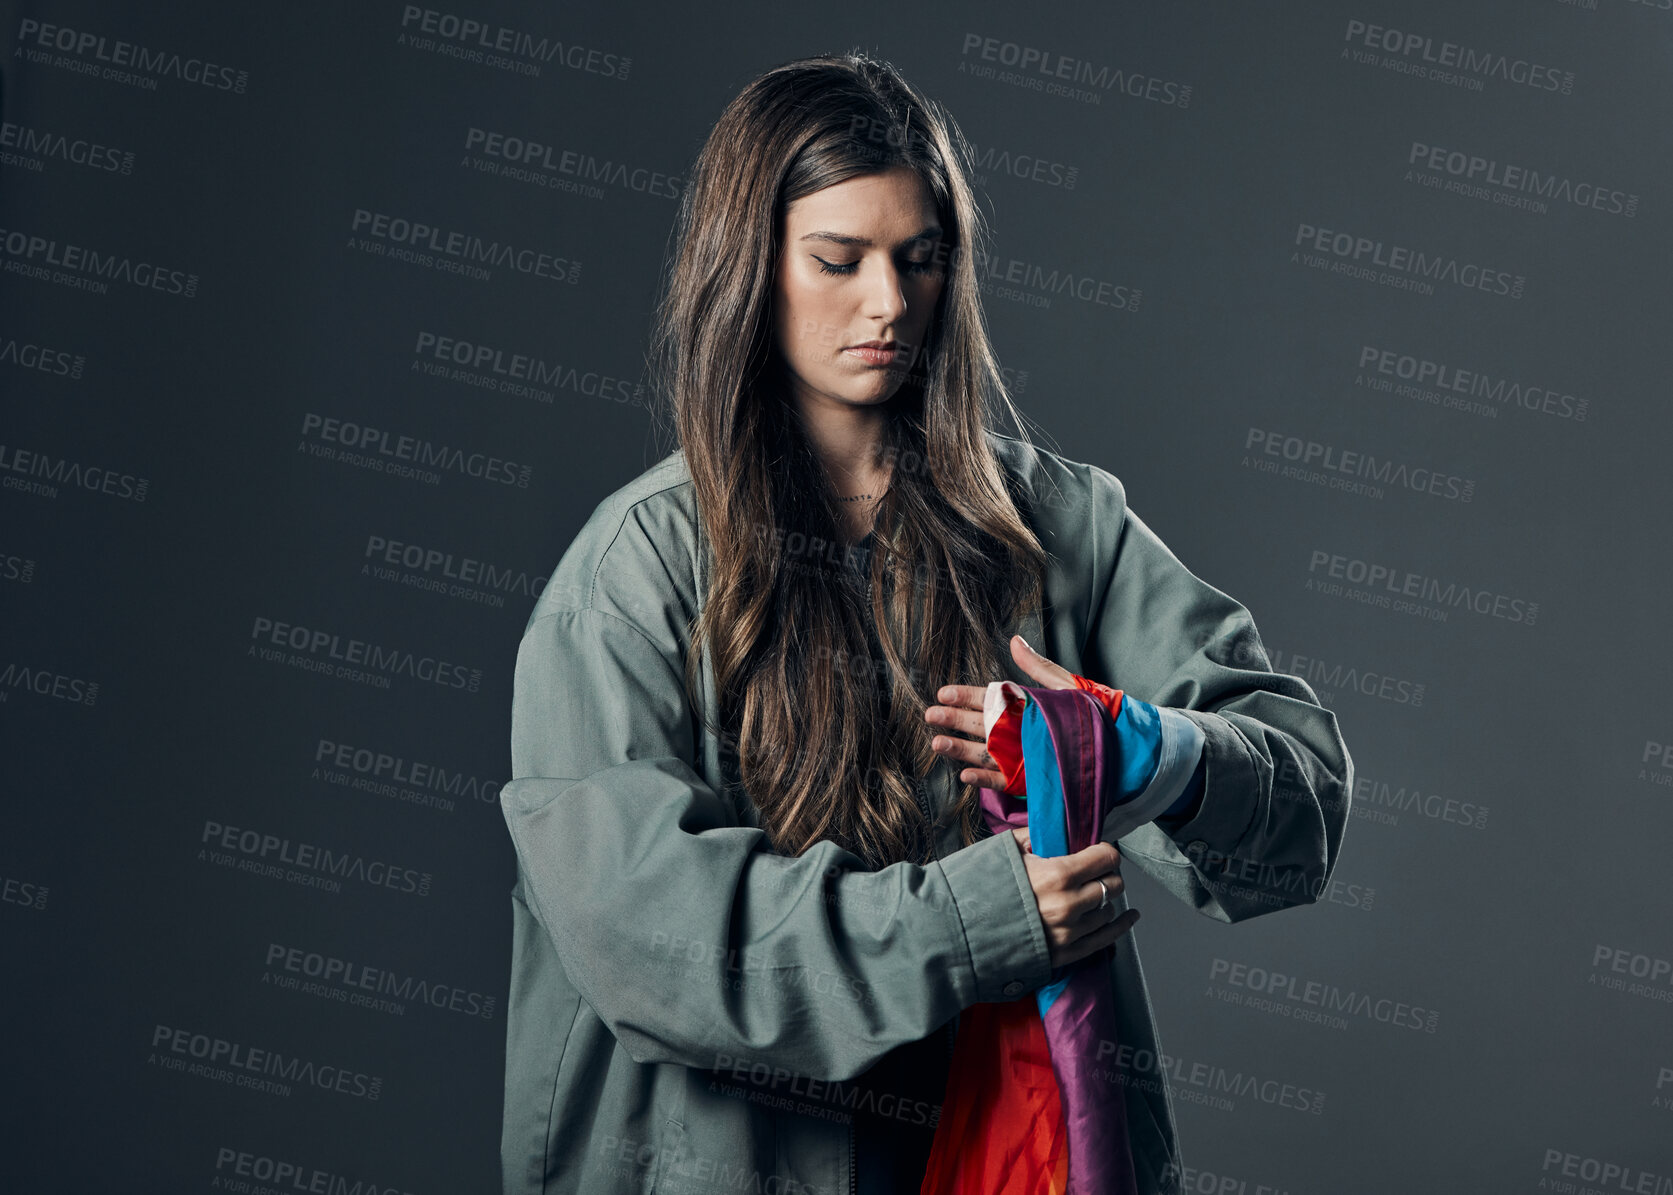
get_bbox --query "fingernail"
[1017,635,1033,652]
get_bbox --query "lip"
[843,339,898,365]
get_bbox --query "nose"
[862,258,911,324]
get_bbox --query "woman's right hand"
[1011,827,1137,971]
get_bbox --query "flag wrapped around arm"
[920,675,1204,1195]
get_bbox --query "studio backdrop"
[3,2,1670,1192]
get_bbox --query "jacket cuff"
[1102,704,1205,843]
[936,828,1053,1003]
[1156,708,1261,868]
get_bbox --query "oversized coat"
[497,431,1354,1194]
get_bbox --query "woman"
[497,51,1352,1195]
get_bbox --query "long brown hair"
[648,50,1049,868]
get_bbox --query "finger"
[936,679,983,706]
[935,684,988,710]
[956,767,1008,791]
[1010,635,1078,690]
[1086,908,1142,954]
[1057,840,1122,886]
[938,755,1006,790]
[924,702,987,741]
[928,732,991,769]
[1031,863,1124,924]
[1059,908,1140,968]
[925,727,1006,786]
[1066,872,1126,925]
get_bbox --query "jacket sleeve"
[1078,469,1354,923]
[500,583,1054,1081]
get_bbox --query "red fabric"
[1069,673,1125,724]
[985,675,1124,799]
[920,998,1069,1195]
[985,685,1030,797]
[920,672,1131,1195]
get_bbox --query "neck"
[789,395,892,495]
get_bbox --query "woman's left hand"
[924,634,1077,789]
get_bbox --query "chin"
[854,385,902,406]
[827,379,897,405]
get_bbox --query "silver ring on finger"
[1096,878,1110,912]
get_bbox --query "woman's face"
[772,165,946,415]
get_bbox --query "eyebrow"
[797,225,943,248]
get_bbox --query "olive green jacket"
[498,432,1353,1194]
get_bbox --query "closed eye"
[814,255,938,277]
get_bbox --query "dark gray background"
[3,2,1669,1192]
